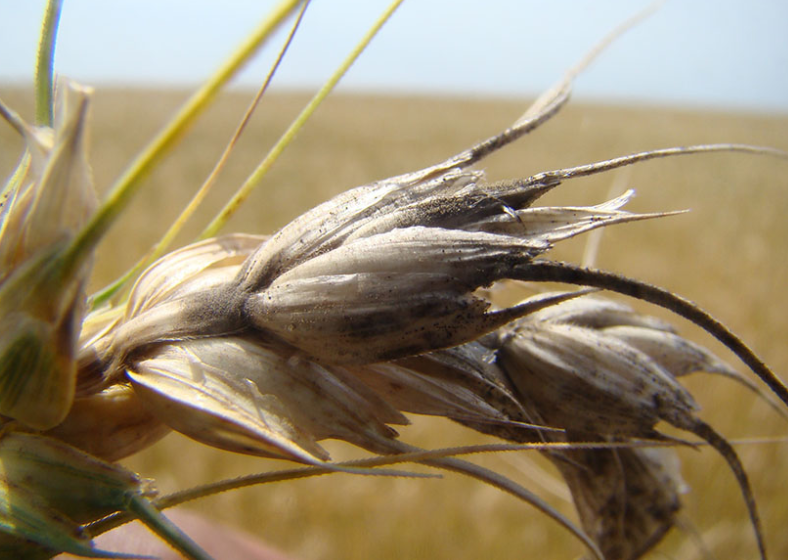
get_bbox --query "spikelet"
[44,383,170,462]
[347,292,592,431]
[499,315,699,437]
[241,187,665,364]
[46,235,265,462]
[108,233,266,360]
[0,82,96,272]
[496,292,769,559]
[550,446,685,560]
[0,432,153,558]
[350,341,520,425]
[126,336,406,463]
[0,81,97,430]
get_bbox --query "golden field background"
[2,88,788,559]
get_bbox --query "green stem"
[70,0,303,292]
[35,0,63,127]
[90,1,312,309]
[126,495,213,560]
[199,0,405,239]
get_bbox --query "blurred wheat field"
[2,88,787,559]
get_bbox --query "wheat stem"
[34,0,62,127]
[199,0,406,239]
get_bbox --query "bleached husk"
[127,336,406,463]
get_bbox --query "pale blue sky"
[1,1,787,113]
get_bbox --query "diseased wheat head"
[1,2,786,559]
